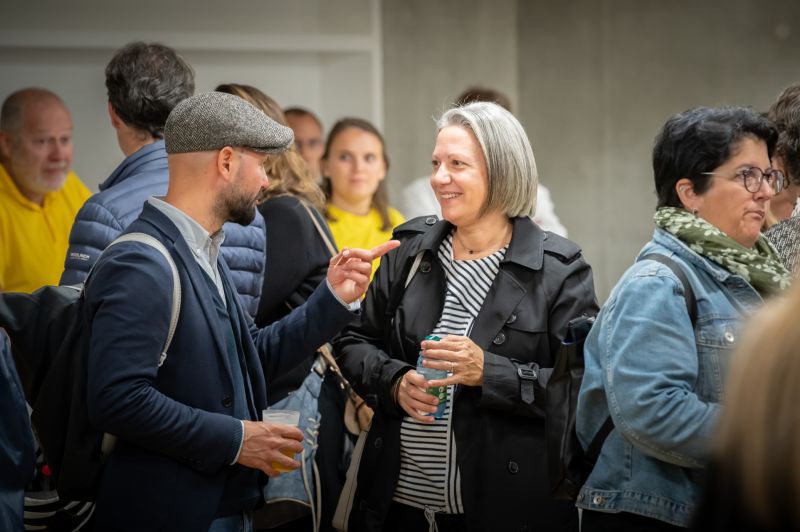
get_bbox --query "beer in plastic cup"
[262,409,300,472]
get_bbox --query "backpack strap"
[639,253,697,327]
[586,253,698,463]
[105,233,182,367]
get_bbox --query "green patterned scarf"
[654,207,791,297]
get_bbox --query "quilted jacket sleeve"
[60,199,125,286]
[221,210,266,321]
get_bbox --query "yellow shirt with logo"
[0,163,91,292]
[326,204,405,279]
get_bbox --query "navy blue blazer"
[85,203,355,531]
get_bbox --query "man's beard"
[217,179,259,226]
[227,200,256,226]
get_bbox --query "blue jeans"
[208,512,252,532]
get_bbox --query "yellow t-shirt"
[327,204,405,278]
[0,163,91,292]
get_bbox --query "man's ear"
[217,147,237,181]
[108,102,123,129]
[675,178,696,210]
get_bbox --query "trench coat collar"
[415,216,544,271]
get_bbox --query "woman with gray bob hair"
[437,101,538,218]
[334,101,598,531]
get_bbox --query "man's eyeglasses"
[702,166,785,194]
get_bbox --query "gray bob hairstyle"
[436,101,538,218]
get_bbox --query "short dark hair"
[105,42,194,139]
[652,106,778,208]
[284,107,323,132]
[455,87,512,112]
[767,83,800,186]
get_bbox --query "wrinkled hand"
[395,369,440,422]
[236,420,304,477]
[421,335,484,387]
[327,240,400,303]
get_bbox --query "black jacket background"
[334,215,599,532]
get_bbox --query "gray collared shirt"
[148,197,227,306]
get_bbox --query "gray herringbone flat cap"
[164,91,294,154]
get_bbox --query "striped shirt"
[393,232,506,512]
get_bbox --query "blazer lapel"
[139,204,235,380]
[178,249,235,380]
[218,259,267,407]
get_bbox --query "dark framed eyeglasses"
[702,166,785,194]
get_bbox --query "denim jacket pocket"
[694,316,739,401]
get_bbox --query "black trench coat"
[335,216,599,532]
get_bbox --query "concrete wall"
[382,0,518,199]
[515,0,800,299]
[0,0,381,192]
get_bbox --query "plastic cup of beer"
[262,409,300,472]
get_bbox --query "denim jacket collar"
[646,228,740,285]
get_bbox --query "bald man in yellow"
[0,88,91,292]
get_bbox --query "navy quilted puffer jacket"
[60,141,266,318]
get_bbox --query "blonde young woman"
[322,118,404,278]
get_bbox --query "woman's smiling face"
[430,125,489,227]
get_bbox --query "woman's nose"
[756,176,776,200]
[431,165,450,185]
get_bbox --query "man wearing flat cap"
[63,42,268,322]
[83,92,399,531]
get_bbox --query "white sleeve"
[532,184,568,237]
[400,177,442,219]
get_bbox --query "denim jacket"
[575,228,763,527]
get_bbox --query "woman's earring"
[692,208,699,216]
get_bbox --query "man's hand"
[236,420,304,476]
[327,240,400,303]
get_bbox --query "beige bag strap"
[332,429,369,531]
[317,343,340,373]
[300,201,338,257]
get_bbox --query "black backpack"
[545,253,698,501]
[0,233,179,502]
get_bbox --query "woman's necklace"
[454,225,512,255]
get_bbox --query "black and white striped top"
[392,231,506,513]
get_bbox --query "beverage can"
[417,334,447,419]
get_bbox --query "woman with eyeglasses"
[575,106,791,531]
[764,83,800,273]
[763,83,800,228]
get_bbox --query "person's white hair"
[436,101,537,217]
